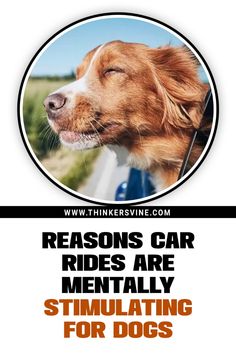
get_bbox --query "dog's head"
[44,40,205,151]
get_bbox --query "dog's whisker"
[92,119,106,131]
[48,130,55,152]
[40,127,52,144]
[39,124,51,138]
[89,121,102,147]
[91,120,121,144]
[50,133,59,151]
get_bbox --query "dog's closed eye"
[103,67,125,76]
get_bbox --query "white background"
[0,0,235,205]
[0,218,235,353]
[0,1,236,354]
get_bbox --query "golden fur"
[45,41,209,189]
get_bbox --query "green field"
[23,78,100,191]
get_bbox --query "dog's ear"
[149,46,206,129]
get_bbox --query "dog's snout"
[44,93,66,117]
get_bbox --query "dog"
[44,40,210,190]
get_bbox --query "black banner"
[0,206,235,218]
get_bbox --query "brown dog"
[44,40,209,189]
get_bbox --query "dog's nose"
[44,93,66,117]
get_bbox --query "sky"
[31,16,207,81]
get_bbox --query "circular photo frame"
[18,12,219,205]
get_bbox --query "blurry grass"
[60,149,100,190]
[23,78,101,191]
